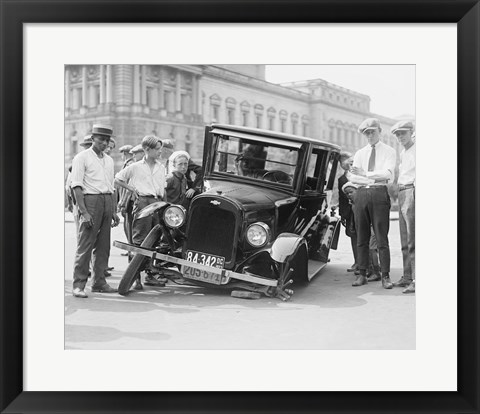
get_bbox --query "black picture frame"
[1,1,478,413]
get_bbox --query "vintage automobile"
[114,124,342,301]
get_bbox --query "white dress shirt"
[349,141,397,186]
[115,158,166,198]
[70,148,115,194]
[398,142,416,185]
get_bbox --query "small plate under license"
[182,250,226,285]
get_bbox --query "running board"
[307,260,328,281]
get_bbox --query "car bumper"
[113,240,278,287]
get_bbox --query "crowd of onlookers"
[66,117,415,299]
[337,118,416,294]
[66,126,202,298]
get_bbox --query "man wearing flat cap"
[348,118,397,289]
[70,124,120,298]
[391,120,416,294]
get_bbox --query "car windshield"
[213,134,299,186]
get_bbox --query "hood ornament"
[210,200,221,206]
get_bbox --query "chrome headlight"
[246,222,271,247]
[163,205,186,228]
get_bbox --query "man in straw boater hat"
[70,124,120,298]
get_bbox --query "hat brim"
[393,127,412,133]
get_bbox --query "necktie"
[368,145,376,172]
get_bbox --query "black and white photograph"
[64,64,416,350]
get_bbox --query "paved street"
[64,214,415,350]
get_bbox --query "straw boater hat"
[91,124,113,138]
[79,134,93,147]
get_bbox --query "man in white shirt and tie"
[348,118,396,289]
[391,120,416,294]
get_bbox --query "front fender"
[270,233,307,263]
[137,201,169,219]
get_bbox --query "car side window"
[305,147,329,192]
[324,152,339,191]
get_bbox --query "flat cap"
[79,134,93,147]
[129,144,144,154]
[119,144,133,153]
[161,139,174,150]
[391,120,415,134]
[358,118,381,134]
[91,124,113,137]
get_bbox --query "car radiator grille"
[186,205,236,262]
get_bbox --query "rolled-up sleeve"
[70,154,85,190]
[115,165,131,183]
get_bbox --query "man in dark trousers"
[348,118,396,289]
[70,124,120,298]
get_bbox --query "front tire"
[118,224,163,295]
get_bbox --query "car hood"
[202,181,294,212]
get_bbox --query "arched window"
[267,107,276,130]
[254,104,264,129]
[240,100,250,126]
[209,94,221,122]
[279,110,288,133]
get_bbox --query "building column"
[65,68,71,110]
[141,65,147,105]
[133,65,140,104]
[196,77,202,116]
[175,71,182,112]
[99,64,106,104]
[158,68,165,109]
[81,66,87,108]
[191,75,197,115]
[106,65,113,103]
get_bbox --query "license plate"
[182,250,226,285]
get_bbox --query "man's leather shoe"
[403,280,415,293]
[144,275,165,287]
[367,273,381,282]
[393,277,412,287]
[382,276,393,289]
[352,275,367,286]
[73,288,88,298]
[91,284,118,293]
[347,264,358,273]
[132,279,143,291]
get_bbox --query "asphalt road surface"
[64,214,415,350]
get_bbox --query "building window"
[279,110,288,133]
[267,107,276,131]
[241,111,249,126]
[227,109,235,124]
[254,104,264,129]
[268,117,275,130]
[291,113,299,136]
[212,105,219,122]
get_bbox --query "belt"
[85,193,112,195]
[398,183,415,191]
[138,195,161,199]
[359,185,387,189]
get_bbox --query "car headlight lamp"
[163,205,186,228]
[246,222,271,247]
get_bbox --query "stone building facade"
[65,64,402,171]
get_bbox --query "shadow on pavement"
[65,324,170,345]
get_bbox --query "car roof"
[210,123,341,152]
